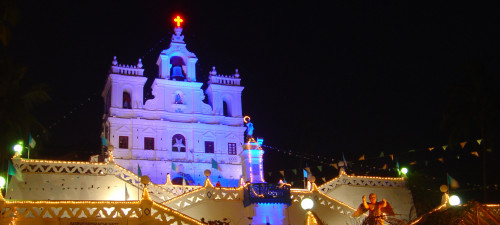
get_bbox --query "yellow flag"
[280,170,285,176]
[460,141,467,149]
[428,147,435,151]
[389,154,394,161]
[438,158,444,163]
[322,177,326,182]
[331,163,338,170]
[358,154,365,161]
[382,164,387,170]
[477,139,483,145]
[410,161,417,165]
[471,151,479,157]
[442,145,448,151]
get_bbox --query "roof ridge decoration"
[318,171,406,194]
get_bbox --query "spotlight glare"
[449,195,461,206]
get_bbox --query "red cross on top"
[174,16,184,27]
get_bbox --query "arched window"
[172,134,186,152]
[123,92,132,109]
[223,100,230,117]
[170,56,185,81]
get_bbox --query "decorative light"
[0,176,5,189]
[449,195,460,206]
[243,116,251,124]
[401,167,408,175]
[174,16,184,27]
[13,143,23,154]
[301,198,314,210]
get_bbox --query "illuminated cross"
[174,16,184,27]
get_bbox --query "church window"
[205,141,215,153]
[223,101,230,117]
[228,143,237,155]
[144,137,154,150]
[172,134,186,152]
[123,92,132,109]
[119,136,129,149]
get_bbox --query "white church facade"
[101,24,246,186]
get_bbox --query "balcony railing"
[243,183,291,207]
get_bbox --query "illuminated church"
[2,16,419,225]
[101,17,245,187]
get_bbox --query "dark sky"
[8,0,500,201]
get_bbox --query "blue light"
[253,203,286,224]
[257,138,264,146]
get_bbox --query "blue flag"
[137,164,142,177]
[101,136,107,146]
[8,161,16,176]
[212,158,221,171]
[303,169,308,178]
[8,160,23,181]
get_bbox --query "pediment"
[116,125,131,133]
[202,131,216,139]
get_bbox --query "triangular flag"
[29,133,36,149]
[389,154,394,161]
[280,170,285,176]
[137,164,142,177]
[382,164,387,170]
[379,152,384,157]
[408,149,415,153]
[291,181,294,185]
[8,161,23,181]
[322,177,326,182]
[182,174,187,186]
[471,151,479,157]
[125,184,130,200]
[428,147,434,151]
[172,162,177,172]
[358,154,365,161]
[211,158,221,171]
[442,145,448,151]
[460,141,467,149]
[477,139,483,145]
[317,165,322,172]
[410,161,417,165]
[331,163,338,170]
[438,158,444,163]
[303,169,308,178]
[292,169,297,175]
[447,173,460,189]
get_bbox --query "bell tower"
[156,16,198,82]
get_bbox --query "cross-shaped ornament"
[174,16,184,27]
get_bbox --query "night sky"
[7,1,500,202]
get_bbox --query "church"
[1,16,417,225]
